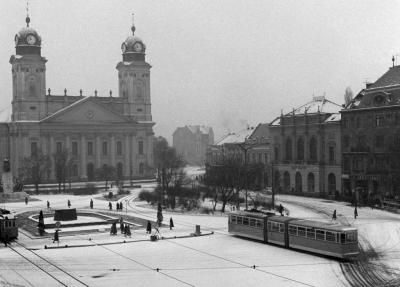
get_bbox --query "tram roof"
[229,210,275,219]
[288,218,357,232]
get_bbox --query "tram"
[0,209,18,241]
[228,210,358,259]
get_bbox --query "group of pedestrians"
[107,201,125,211]
[332,206,358,221]
[110,218,131,237]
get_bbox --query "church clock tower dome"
[14,15,42,56]
[121,17,146,62]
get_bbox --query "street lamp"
[125,199,128,215]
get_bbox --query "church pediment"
[41,97,131,124]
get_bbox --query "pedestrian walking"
[115,202,119,211]
[120,222,125,234]
[4,232,9,247]
[24,196,28,205]
[108,201,112,210]
[110,222,117,235]
[53,230,59,243]
[125,224,131,237]
[169,217,174,230]
[278,204,284,216]
[47,200,50,209]
[120,201,123,211]
[332,210,337,221]
[119,216,123,225]
[67,199,71,208]
[146,221,152,234]
[354,207,358,219]
[90,199,93,209]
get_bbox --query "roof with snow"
[216,127,255,145]
[289,96,341,115]
[0,106,12,122]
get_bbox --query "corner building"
[1,16,155,181]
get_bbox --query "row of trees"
[18,149,123,194]
[203,158,265,212]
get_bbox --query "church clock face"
[26,34,36,45]
[133,42,142,52]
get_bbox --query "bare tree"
[19,149,51,194]
[344,86,354,106]
[95,164,116,190]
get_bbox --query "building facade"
[0,15,155,182]
[173,125,214,165]
[270,96,342,196]
[206,125,271,189]
[341,65,400,203]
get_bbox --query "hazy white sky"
[1,0,400,142]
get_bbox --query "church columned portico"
[0,14,155,184]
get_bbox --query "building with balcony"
[341,64,400,203]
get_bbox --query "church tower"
[116,16,152,121]
[9,15,47,121]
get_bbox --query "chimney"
[366,83,373,89]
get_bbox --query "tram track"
[7,241,89,287]
[278,196,400,287]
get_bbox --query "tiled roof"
[371,65,400,89]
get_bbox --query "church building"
[0,15,155,182]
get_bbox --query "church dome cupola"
[15,15,42,56]
[121,14,146,62]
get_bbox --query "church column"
[65,135,71,153]
[147,134,154,173]
[80,134,87,180]
[110,135,116,167]
[10,134,18,176]
[23,134,29,157]
[95,134,101,168]
[130,134,136,177]
[124,135,130,177]
[49,136,55,180]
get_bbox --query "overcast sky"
[1,0,399,142]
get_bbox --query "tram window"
[316,230,325,241]
[255,220,262,228]
[346,232,356,243]
[249,219,256,227]
[326,231,335,242]
[306,228,315,239]
[231,216,237,223]
[298,227,306,237]
[237,217,243,225]
[289,225,297,236]
[243,217,249,226]
[340,233,346,244]
[267,222,272,230]
[272,222,280,232]
[279,224,284,233]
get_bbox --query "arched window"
[117,162,123,180]
[87,163,94,181]
[283,171,290,192]
[274,146,280,162]
[309,137,317,162]
[285,137,292,161]
[297,137,304,161]
[307,172,315,193]
[274,171,281,191]
[139,163,144,176]
[328,173,336,195]
[295,172,302,193]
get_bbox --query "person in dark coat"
[67,199,71,208]
[169,217,174,230]
[332,210,337,221]
[53,230,59,243]
[120,201,123,211]
[90,199,93,209]
[47,201,50,209]
[4,232,8,246]
[24,196,28,205]
[354,207,358,219]
[278,204,284,216]
[116,202,119,211]
[120,222,125,234]
[108,201,112,210]
[125,224,131,237]
[146,221,152,234]
[110,222,117,235]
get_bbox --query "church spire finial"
[25,0,30,27]
[131,13,136,35]
[392,55,395,67]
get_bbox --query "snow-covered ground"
[1,188,399,286]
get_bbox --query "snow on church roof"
[0,106,12,122]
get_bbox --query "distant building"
[270,96,342,196]
[206,124,271,189]
[0,15,155,182]
[173,125,214,165]
[341,65,400,203]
